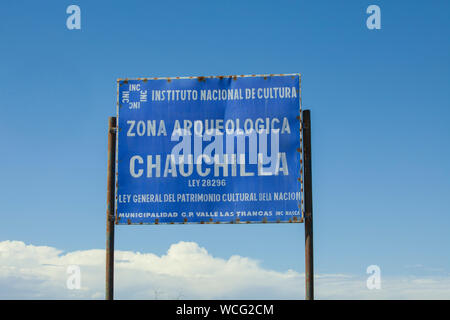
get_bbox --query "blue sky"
[0,1,449,298]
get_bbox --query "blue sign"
[116,74,303,224]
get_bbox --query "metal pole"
[302,110,314,300]
[106,116,117,300]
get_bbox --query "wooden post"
[302,110,314,300]
[106,116,116,300]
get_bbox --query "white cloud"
[0,240,449,299]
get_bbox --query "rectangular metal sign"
[116,74,303,224]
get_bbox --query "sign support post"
[106,116,116,300]
[302,110,314,300]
